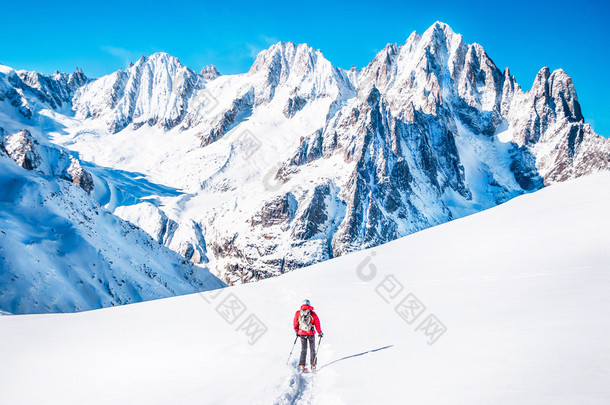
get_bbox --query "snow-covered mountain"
[1,22,609,293]
[72,53,202,133]
[0,64,87,118]
[2,128,94,193]
[0,128,224,314]
[1,172,608,404]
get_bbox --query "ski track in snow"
[272,361,315,405]
[274,346,393,404]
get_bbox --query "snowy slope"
[1,172,608,404]
[0,145,224,314]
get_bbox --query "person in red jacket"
[293,299,323,372]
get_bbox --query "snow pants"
[299,334,316,367]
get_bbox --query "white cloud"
[100,46,142,67]
[244,34,280,59]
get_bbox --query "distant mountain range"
[1,22,608,312]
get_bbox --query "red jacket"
[293,304,322,336]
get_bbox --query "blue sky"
[1,0,608,136]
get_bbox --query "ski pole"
[312,334,323,367]
[286,335,299,364]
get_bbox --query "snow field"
[1,172,609,404]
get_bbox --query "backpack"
[298,309,313,332]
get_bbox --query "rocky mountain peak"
[200,64,221,80]
[549,68,583,122]
[248,41,299,75]
[4,67,89,112]
[73,52,199,133]
[419,20,458,55]
[136,52,180,66]
[370,43,399,71]
[429,21,455,36]
[532,66,552,92]
[127,52,191,80]
[247,40,340,85]
[358,43,399,96]
[531,66,583,122]
[68,67,88,87]
[247,41,354,103]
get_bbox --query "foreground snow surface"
[1,173,609,404]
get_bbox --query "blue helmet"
[302,299,311,306]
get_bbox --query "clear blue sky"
[1,0,608,136]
